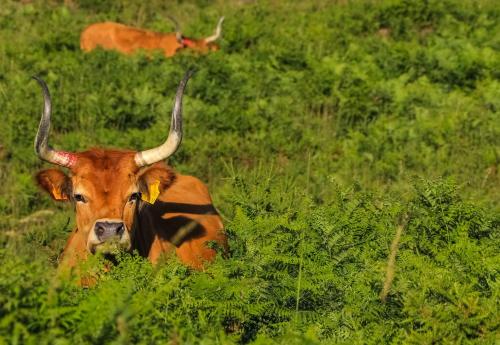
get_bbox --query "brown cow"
[80,17,224,57]
[32,71,227,274]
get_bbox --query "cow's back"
[80,22,121,52]
[135,174,227,268]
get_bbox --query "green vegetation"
[0,0,499,343]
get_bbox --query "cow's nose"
[94,221,125,241]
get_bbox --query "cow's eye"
[74,194,86,203]
[129,192,141,202]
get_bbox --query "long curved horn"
[134,70,194,167]
[33,76,77,168]
[204,16,224,43]
[167,15,183,44]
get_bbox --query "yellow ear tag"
[52,186,67,201]
[141,180,160,204]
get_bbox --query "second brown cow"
[80,17,224,57]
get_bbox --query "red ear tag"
[182,38,195,48]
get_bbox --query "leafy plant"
[0,0,498,344]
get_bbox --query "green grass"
[0,0,499,343]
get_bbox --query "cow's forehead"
[74,149,136,168]
[74,170,135,192]
[71,149,138,192]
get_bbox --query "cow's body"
[81,22,183,57]
[80,18,223,57]
[135,173,226,267]
[57,150,226,270]
[32,72,227,278]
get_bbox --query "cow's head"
[33,71,192,255]
[169,16,224,54]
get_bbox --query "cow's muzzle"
[95,221,125,241]
[88,219,131,254]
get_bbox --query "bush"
[0,0,498,343]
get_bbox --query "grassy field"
[0,0,499,343]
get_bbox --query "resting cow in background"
[32,71,227,272]
[80,17,224,57]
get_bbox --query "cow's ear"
[138,164,176,204]
[36,169,72,202]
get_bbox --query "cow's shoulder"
[162,174,213,205]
